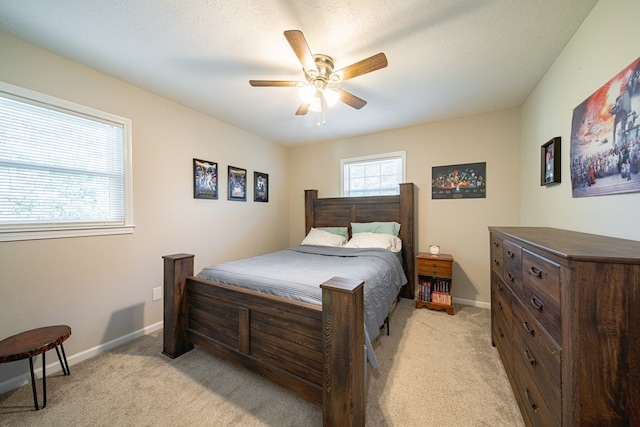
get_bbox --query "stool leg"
[61,343,70,375]
[41,351,47,409]
[55,344,70,376]
[28,357,39,410]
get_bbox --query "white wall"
[520,0,640,241]
[0,33,290,390]
[288,108,522,307]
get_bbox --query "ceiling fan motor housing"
[305,54,339,89]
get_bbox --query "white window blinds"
[0,82,134,241]
[341,151,406,197]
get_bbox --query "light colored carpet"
[0,299,524,426]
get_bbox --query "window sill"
[0,225,136,242]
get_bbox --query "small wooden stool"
[0,325,71,410]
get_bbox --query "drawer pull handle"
[493,241,499,247]
[522,321,535,336]
[525,389,538,411]
[498,327,504,338]
[506,250,514,258]
[530,266,542,278]
[497,301,503,310]
[530,296,544,311]
[507,272,515,282]
[496,282,503,291]
[524,349,537,366]
[493,259,500,267]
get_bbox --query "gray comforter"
[196,245,407,368]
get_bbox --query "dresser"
[489,227,640,426]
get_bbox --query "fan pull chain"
[316,92,327,126]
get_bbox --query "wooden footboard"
[162,253,365,426]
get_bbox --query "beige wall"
[521,0,640,240]
[288,108,522,306]
[3,0,640,393]
[289,0,640,310]
[0,33,290,389]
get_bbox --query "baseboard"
[453,297,490,310]
[0,321,163,395]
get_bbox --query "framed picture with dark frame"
[193,158,218,199]
[432,162,486,199]
[254,171,269,202]
[541,137,561,186]
[228,165,247,201]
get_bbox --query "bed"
[162,183,417,426]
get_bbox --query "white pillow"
[344,232,402,253]
[301,227,347,247]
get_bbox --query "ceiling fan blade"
[284,30,317,73]
[249,80,299,87]
[334,52,388,81]
[332,88,367,109]
[295,104,310,115]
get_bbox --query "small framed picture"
[228,165,247,201]
[254,172,269,202]
[541,137,561,186]
[193,158,218,199]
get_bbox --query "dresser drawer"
[491,273,513,331]
[417,258,452,278]
[521,286,561,345]
[503,240,523,298]
[512,300,561,419]
[523,249,560,304]
[522,250,561,344]
[514,353,560,427]
[490,234,504,279]
[492,303,513,374]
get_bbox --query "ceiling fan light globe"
[300,85,316,103]
[324,88,340,107]
[308,96,323,112]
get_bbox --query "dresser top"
[489,227,640,263]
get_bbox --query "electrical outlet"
[152,287,162,301]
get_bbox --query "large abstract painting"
[570,57,640,197]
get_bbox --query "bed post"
[304,189,318,234]
[320,277,365,427]
[399,183,418,299]
[162,253,195,358]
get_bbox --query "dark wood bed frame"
[162,183,417,426]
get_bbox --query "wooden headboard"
[304,182,418,299]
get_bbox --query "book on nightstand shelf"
[415,252,454,315]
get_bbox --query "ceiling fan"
[249,30,388,118]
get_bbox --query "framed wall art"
[541,137,561,185]
[228,165,247,201]
[432,162,486,199]
[570,56,640,197]
[193,158,218,199]
[254,171,269,202]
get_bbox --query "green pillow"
[317,227,349,240]
[351,221,401,237]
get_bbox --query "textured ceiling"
[0,0,598,147]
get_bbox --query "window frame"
[341,151,406,197]
[0,81,135,242]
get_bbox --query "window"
[0,81,134,241]
[341,151,406,197]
